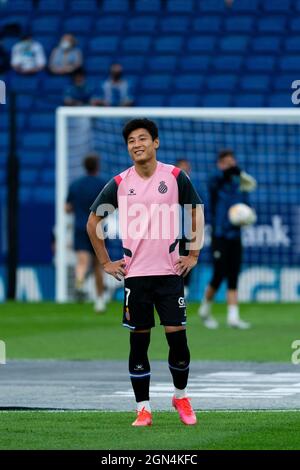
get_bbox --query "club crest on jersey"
[158,181,168,194]
[128,188,136,195]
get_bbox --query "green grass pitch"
[0,301,299,361]
[0,301,300,450]
[0,411,299,450]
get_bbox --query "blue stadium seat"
[180,55,210,71]
[64,16,93,33]
[147,56,177,72]
[274,75,297,90]
[34,35,56,54]
[142,75,172,91]
[102,0,129,13]
[19,152,46,167]
[41,170,55,185]
[207,75,237,91]
[136,94,166,106]
[290,18,300,32]
[187,36,216,52]
[10,75,41,93]
[38,0,65,12]
[234,94,265,106]
[135,0,161,12]
[220,36,249,52]
[198,0,226,12]
[268,93,294,107]
[33,187,54,203]
[168,94,199,107]
[160,16,190,33]
[22,133,52,149]
[174,75,204,91]
[0,15,28,30]
[32,17,61,33]
[263,0,291,12]
[127,16,157,33]
[213,56,243,71]
[285,37,300,52]
[119,56,146,73]
[29,113,54,130]
[232,0,259,12]
[246,56,275,71]
[85,56,112,74]
[252,36,281,52]
[167,0,194,13]
[241,75,270,91]
[20,170,39,185]
[0,170,5,185]
[89,36,119,53]
[193,16,221,33]
[95,16,125,33]
[19,188,32,203]
[69,0,98,12]
[279,56,300,72]
[42,76,70,93]
[2,0,32,12]
[154,37,184,53]
[17,95,33,111]
[257,17,286,33]
[225,16,254,33]
[122,36,151,53]
[202,94,232,106]
[295,0,300,12]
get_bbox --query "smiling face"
[127,128,159,164]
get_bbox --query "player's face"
[127,128,159,164]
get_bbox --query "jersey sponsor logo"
[158,181,168,194]
[178,297,186,308]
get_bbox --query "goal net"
[55,107,300,303]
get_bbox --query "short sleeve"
[90,177,118,217]
[177,170,202,208]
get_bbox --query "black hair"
[83,153,99,174]
[218,149,235,161]
[122,118,158,143]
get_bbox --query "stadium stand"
[0,0,299,300]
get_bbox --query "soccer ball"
[228,203,257,226]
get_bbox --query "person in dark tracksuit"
[198,149,256,329]
[65,154,107,312]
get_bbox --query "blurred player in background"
[87,118,204,427]
[65,153,107,312]
[176,158,194,299]
[199,149,257,329]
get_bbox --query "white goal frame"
[55,106,300,302]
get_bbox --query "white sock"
[137,401,151,412]
[174,388,187,399]
[227,305,239,323]
[200,298,212,317]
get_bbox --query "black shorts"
[210,237,242,290]
[123,275,186,331]
[74,229,95,254]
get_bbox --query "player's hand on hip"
[174,255,198,277]
[103,259,126,281]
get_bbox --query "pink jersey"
[90,161,201,278]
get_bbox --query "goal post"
[55,107,300,303]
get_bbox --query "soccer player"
[65,153,107,312]
[199,149,256,330]
[87,119,204,426]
